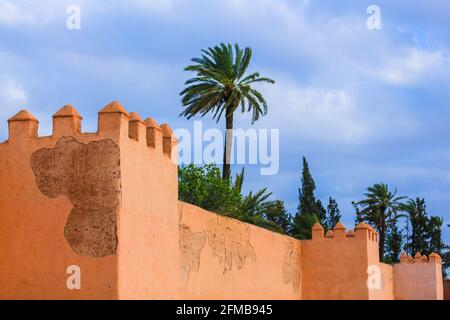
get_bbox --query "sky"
[0,0,449,243]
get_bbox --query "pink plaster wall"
[394,258,443,300]
[0,109,119,299]
[301,224,374,300]
[179,202,302,299]
[369,263,394,300]
[117,114,180,299]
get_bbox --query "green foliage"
[291,157,342,239]
[315,199,326,227]
[424,214,448,277]
[295,157,327,226]
[179,160,449,276]
[292,214,320,240]
[427,216,445,255]
[384,218,403,264]
[400,198,429,255]
[297,157,317,216]
[178,164,288,234]
[180,43,275,123]
[264,200,292,234]
[353,183,406,262]
[235,186,285,233]
[325,197,341,230]
[180,43,275,179]
[178,163,242,215]
[398,198,449,276]
[442,250,450,278]
[354,189,449,276]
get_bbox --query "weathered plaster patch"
[180,223,207,285]
[283,239,301,292]
[31,137,121,257]
[206,216,256,274]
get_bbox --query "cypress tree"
[385,218,403,263]
[326,197,342,229]
[292,157,328,238]
[413,198,429,254]
[315,199,327,227]
[296,157,317,218]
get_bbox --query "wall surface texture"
[179,202,302,300]
[0,104,444,300]
[394,252,443,300]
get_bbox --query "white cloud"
[0,0,59,26]
[251,74,417,145]
[0,76,27,107]
[271,85,367,143]
[0,2,27,26]
[377,48,449,86]
[0,76,28,138]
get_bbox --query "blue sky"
[0,0,449,243]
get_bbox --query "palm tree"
[427,216,444,255]
[232,168,285,233]
[399,198,429,255]
[180,43,275,179]
[291,213,320,240]
[354,183,406,260]
[399,199,419,255]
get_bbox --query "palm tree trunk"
[406,219,410,255]
[379,214,386,261]
[411,215,416,254]
[222,110,234,180]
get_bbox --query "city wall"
[0,103,443,300]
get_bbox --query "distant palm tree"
[180,43,275,179]
[428,216,444,254]
[354,183,406,260]
[399,199,419,255]
[232,168,284,233]
[399,198,430,255]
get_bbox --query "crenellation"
[7,110,39,142]
[369,230,378,242]
[400,251,414,263]
[128,112,146,142]
[429,252,442,264]
[3,102,178,165]
[160,123,178,162]
[98,101,130,142]
[52,105,82,137]
[311,222,376,242]
[144,117,162,151]
[346,229,356,238]
[414,252,428,263]
[399,251,441,264]
[311,223,324,240]
[332,222,346,239]
[355,222,371,240]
